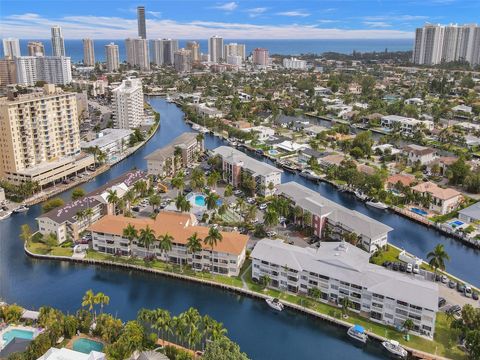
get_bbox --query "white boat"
[382,340,408,358]
[366,200,389,210]
[347,325,368,344]
[13,205,29,213]
[191,123,200,131]
[354,190,368,201]
[265,297,284,311]
[300,169,321,180]
[0,211,12,221]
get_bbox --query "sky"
[1,0,479,40]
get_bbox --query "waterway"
[0,97,478,359]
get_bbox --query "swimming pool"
[411,207,428,216]
[268,149,279,156]
[192,194,222,208]
[450,220,464,227]
[72,338,104,354]
[2,329,34,345]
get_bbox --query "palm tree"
[206,171,221,190]
[124,189,137,211]
[204,227,223,273]
[341,297,352,317]
[106,189,119,214]
[95,292,110,313]
[427,244,450,278]
[175,193,191,212]
[205,192,219,213]
[20,224,33,245]
[158,233,174,261]
[149,194,161,211]
[84,207,94,226]
[123,224,138,245]
[152,309,172,346]
[403,318,415,337]
[81,289,98,315]
[264,208,279,229]
[187,232,202,269]
[138,225,156,254]
[292,205,303,224]
[133,180,148,197]
[171,173,185,195]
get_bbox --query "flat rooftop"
[212,146,282,176]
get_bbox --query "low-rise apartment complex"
[277,182,392,252]
[145,132,204,177]
[89,211,248,276]
[212,146,282,196]
[251,239,438,337]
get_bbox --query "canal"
[0,97,478,359]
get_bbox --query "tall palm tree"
[171,173,185,195]
[204,227,223,273]
[123,224,138,245]
[138,225,156,254]
[158,233,174,261]
[205,192,219,213]
[149,194,161,211]
[133,180,148,197]
[186,232,202,269]
[124,189,137,211]
[84,207,94,226]
[95,292,110,313]
[106,189,119,214]
[81,289,98,315]
[427,244,450,278]
[206,171,221,190]
[264,208,279,229]
[152,309,172,346]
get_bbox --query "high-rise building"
[0,84,84,186]
[283,57,307,70]
[15,56,72,86]
[27,41,45,57]
[208,35,224,63]
[82,39,95,66]
[186,41,201,62]
[413,23,480,65]
[224,43,246,61]
[150,39,164,66]
[51,26,65,57]
[151,39,179,66]
[105,42,120,72]
[174,49,192,73]
[253,48,269,66]
[112,78,144,129]
[0,59,17,86]
[137,6,147,39]
[226,55,242,66]
[2,38,21,59]
[125,38,150,71]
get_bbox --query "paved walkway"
[240,263,251,290]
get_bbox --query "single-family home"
[458,202,480,224]
[411,181,462,215]
[404,144,437,166]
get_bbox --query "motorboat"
[0,211,12,221]
[366,200,389,210]
[191,123,200,131]
[347,325,368,344]
[354,190,368,201]
[13,205,29,213]
[382,339,408,358]
[265,297,284,311]
[300,169,321,180]
[281,161,299,173]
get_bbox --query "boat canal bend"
[0,97,478,360]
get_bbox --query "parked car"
[247,197,256,204]
[382,261,392,268]
[266,231,277,238]
[392,263,399,271]
[259,203,268,211]
[233,189,243,196]
[413,264,420,274]
[448,280,456,289]
[472,292,479,300]
[132,206,140,212]
[406,263,413,273]
[457,283,466,293]
[464,286,473,298]
[447,305,461,315]
[399,263,406,272]
[438,297,446,308]
[441,275,448,284]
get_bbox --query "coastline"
[23,244,453,360]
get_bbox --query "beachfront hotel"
[251,239,438,337]
[212,146,282,196]
[89,211,248,276]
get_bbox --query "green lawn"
[50,247,73,256]
[370,245,401,265]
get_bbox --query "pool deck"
[66,335,105,351]
[0,325,39,350]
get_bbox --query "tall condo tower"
[137,6,147,39]
[2,38,21,59]
[27,41,45,56]
[208,35,224,63]
[105,42,120,72]
[83,38,95,66]
[51,26,65,56]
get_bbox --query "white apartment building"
[125,38,150,71]
[80,128,133,162]
[224,43,246,60]
[251,239,438,337]
[283,57,307,70]
[105,42,120,72]
[381,115,433,135]
[82,38,95,66]
[89,212,248,276]
[27,41,45,56]
[112,78,144,129]
[174,49,192,73]
[51,26,65,57]
[0,85,94,186]
[15,56,72,86]
[226,55,242,66]
[277,182,392,253]
[2,38,21,59]
[212,146,282,196]
[209,36,224,63]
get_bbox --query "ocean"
[6,38,413,63]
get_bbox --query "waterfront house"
[404,144,437,166]
[193,103,223,118]
[37,347,106,360]
[318,154,345,169]
[145,132,203,178]
[240,125,274,141]
[411,181,462,215]
[212,146,282,196]
[386,173,416,190]
[89,212,248,276]
[298,148,327,163]
[251,239,438,337]
[381,115,433,135]
[36,170,148,243]
[426,156,458,176]
[458,202,480,224]
[277,182,392,253]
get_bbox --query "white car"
[413,264,420,274]
[464,286,473,298]
[233,189,243,196]
[247,197,256,204]
[266,231,277,238]
[406,263,413,273]
[259,203,268,211]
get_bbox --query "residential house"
[426,156,458,176]
[404,144,437,166]
[240,125,275,141]
[458,202,480,224]
[386,173,416,190]
[381,115,433,135]
[404,98,424,106]
[319,154,345,169]
[411,181,462,215]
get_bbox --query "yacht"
[191,123,200,131]
[354,190,368,201]
[281,161,299,173]
[265,298,284,311]
[347,325,368,344]
[366,200,389,210]
[0,211,12,221]
[300,169,321,181]
[13,205,29,213]
[382,340,408,358]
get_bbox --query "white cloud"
[147,11,162,19]
[318,20,340,24]
[362,15,428,21]
[363,21,391,28]
[212,2,238,12]
[1,13,414,40]
[276,11,310,17]
[246,7,268,18]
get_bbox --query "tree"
[259,274,271,289]
[149,194,161,211]
[341,297,352,317]
[138,225,156,253]
[207,171,221,190]
[203,336,249,360]
[427,244,450,278]
[264,208,279,229]
[20,224,33,245]
[186,232,203,267]
[42,197,65,212]
[152,309,172,346]
[171,173,185,195]
[403,318,415,335]
[123,224,138,245]
[158,233,174,260]
[447,157,471,186]
[308,287,322,301]
[175,193,191,213]
[205,192,219,212]
[95,292,110,314]
[204,227,223,272]
[72,187,86,201]
[81,289,98,315]
[106,189,119,214]
[224,184,234,197]
[344,232,360,246]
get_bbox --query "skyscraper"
[186,41,201,62]
[224,43,246,61]
[51,26,65,57]
[112,78,144,129]
[83,39,95,66]
[0,59,17,86]
[152,39,178,66]
[208,35,224,63]
[125,38,150,71]
[105,42,120,72]
[150,39,164,66]
[137,6,147,39]
[15,56,72,86]
[253,48,269,66]
[2,38,21,59]
[27,41,45,56]
[174,49,192,73]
